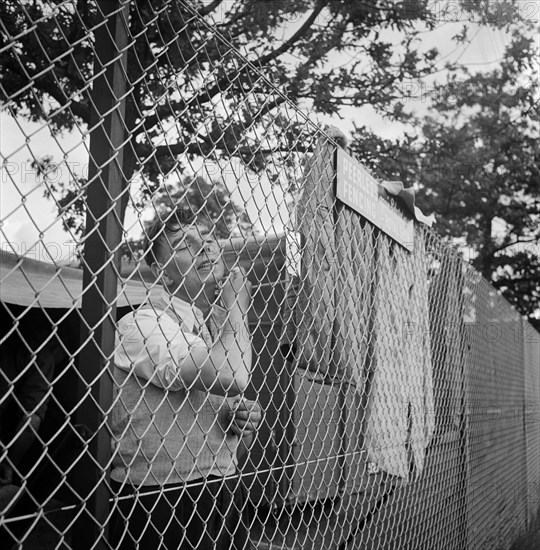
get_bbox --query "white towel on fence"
[364,228,435,480]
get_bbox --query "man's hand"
[228,398,261,438]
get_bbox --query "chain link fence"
[1,1,539,549]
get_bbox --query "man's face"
[155,223,225,303]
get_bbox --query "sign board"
[335,148,414,251]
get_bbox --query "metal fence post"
[74,1,130,548]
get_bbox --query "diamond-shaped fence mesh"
[1,1,539,550]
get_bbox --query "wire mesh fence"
[1,1,539,549]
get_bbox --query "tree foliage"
[1,1,515,213]
[2,1,536,319]
[350,32,540,324]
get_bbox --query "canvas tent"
[0,234,285,311]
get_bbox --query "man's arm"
[115,269,252,396]
[175,268,252,395]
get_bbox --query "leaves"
[3,0,511,177]
[4,0,536,318]
[350,33,540,322]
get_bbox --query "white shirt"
[115,291,227,390]
[111,291,237,485]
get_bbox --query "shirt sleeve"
[114,309,208,391]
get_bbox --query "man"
[109,209,261,549]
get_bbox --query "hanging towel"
[428,252,466,433]
[281,128,377,386]
[331,204,377,386]
[280,131,339,379]
[364,227,435,480]
[280,130,435,479]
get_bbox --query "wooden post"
[74,1,130,548]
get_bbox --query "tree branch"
[4,58,90,123]
[139,81,287,138]
[139,100,188,134]
[216,7,253,28]
[41,78,90,123]
[250,96,287,121]
[491,237,540,255]
[198,0,224,17]
[492,277,540,288]
[137,2,329,136]
[258,1,327,66]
